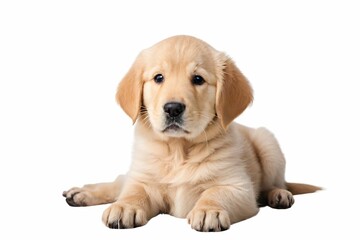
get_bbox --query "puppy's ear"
[216,55,253,129]
[116,54,144,124]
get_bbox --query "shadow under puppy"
[63,35,321,232]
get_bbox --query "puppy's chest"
[158,145,191,179]
[133,137,231,184]
[152,143,216,185]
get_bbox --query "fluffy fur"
[63,35,320,231]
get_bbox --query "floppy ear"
[116,54,144,124]
[216,56,253,129]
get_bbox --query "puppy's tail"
[286,182,322,195]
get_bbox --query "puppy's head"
[116,35,252,139]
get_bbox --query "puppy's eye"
[154,74,164,84]
[191,75,205,86]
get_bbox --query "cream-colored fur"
[63,35,320,231]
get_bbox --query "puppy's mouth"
[162,123,190,134]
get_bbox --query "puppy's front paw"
[187,208,230,232]
[63,187,92,207]
[102,202,148,229]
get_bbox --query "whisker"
[201,127,210,152]
[139,107,153,129]
[190,111,225,138]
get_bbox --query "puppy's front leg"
[102,180,158,229]
[187,185,259,231]
[63,175,125,207]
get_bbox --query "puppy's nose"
[163,102,186,118]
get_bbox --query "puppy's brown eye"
[154,74,164,84]
[192,75,205,85]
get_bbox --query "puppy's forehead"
[143,36,217,74]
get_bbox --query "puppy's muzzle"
[162,102,189,134]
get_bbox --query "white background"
[1,0,359,239]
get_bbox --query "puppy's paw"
[268,189,294,209]
[187,208,230,232]
[102,202,148,229]
[62,187,94,207]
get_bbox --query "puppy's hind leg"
[251,127,294,209]
[63,175,125,207]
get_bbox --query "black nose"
[163,102,186,118]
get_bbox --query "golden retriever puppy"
[63,35,320,231]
